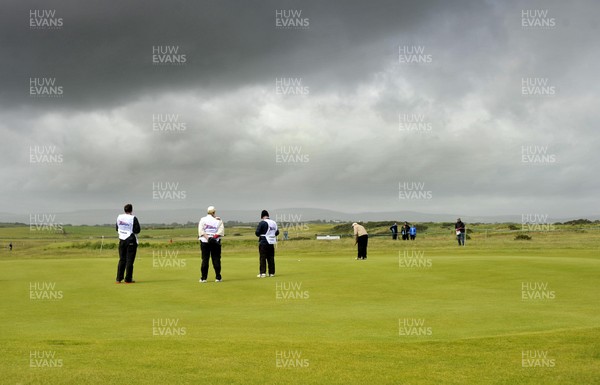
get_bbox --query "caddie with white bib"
[198,206,225,282]
[115,203,141,283]
[255,210,279,278]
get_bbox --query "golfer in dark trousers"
[352,222,368,260]
[255,210,279,278]
[198,206,225,282]
[116,203,141,283]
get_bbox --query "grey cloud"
[1,0,599,220]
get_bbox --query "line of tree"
[330,221,429,234]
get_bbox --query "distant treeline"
[1,218,599,229]
[330,221,430,234]
[557,219,600,225]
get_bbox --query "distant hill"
[2,209,599,226]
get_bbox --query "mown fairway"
[0,224,599,384]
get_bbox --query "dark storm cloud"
[1,0,599,220]
[0,0,470,110]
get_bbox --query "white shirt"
[198,214,224,243]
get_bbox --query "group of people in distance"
[114,203,468,283]
[389,222,417,240]
[351,221,417,261]
[114,204,279,284]
[351,218,467,260]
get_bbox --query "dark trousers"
[392,233,397,240]
[410,235,416,240]
[117,236,137,282]
[457,233,465,246]
[259,243,275,275]
[357,235,368,259]
[200,240,221,280]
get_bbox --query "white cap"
[207,206,216,214]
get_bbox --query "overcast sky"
[1,0,599,221]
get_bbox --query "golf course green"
[1,223,598,384]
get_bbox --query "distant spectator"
[409,224,417,240]
[9,242,13,251]
[401,222,410,240]
[455,218,466,246]
[389,223,398,240]
[352,223,368,260]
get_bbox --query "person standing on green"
[116,203,141,284]
[198,206,225,282]
[255,210,279,278]
[352,222,368,260]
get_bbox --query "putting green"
[0,228,599,384]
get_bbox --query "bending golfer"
[255,210,279,278]
[116,203,141,283]
[198,206,224,282]
[352,222,368,260]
